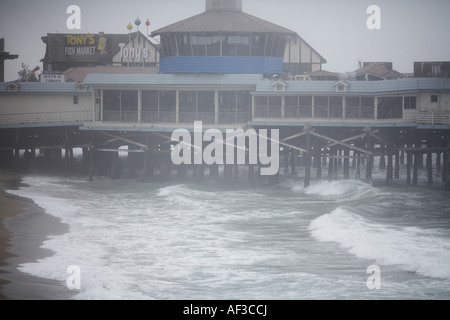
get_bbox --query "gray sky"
[1,0,449,81]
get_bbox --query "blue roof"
[254,78,450,94]
[83,73,263,87]
[0,82,90,93]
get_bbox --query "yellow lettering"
[88,34,95,45]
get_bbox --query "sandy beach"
[0,170,74,300]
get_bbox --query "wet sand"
[0,170,74,300]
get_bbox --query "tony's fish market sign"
[64,33,107,56]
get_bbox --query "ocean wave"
[291,180,378,202]
[309,207,450,279]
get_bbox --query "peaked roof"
[354,63,405,80]
[152,10,297,35]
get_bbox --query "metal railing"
[417,110,450,126]
[0,110,93,126]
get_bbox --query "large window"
[219,91,251,124]
[103,90,138,122]
[377,97,402,119]
[142,90,159,122]
[314,96,329,118]
[345,96,374,119]
[191,33,207,56]
[141,90,177,123]
[179,91,215,124]
[162,32,286,57]
[222,34,237,56]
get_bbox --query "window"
[223,34,237,56]
[206,34,221,56]
[73,96,79,104]
[431,95,439,103]
[404,96,417,109]
[377,97,402,119]
[197,91,215,112]
[191,33,206,56]
[268,96,282,107]
[274,83,285,92]
[236,33,251,56]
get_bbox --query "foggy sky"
[1,0,449,81]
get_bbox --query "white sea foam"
[6,174,450,299]
[309,207,450,279]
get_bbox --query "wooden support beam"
[99,131,148,150]
[96,148,145,153]
[325,131,372,149]
[281,131,307,143]
[307,130,372,155]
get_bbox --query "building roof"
[63,66,159,82]
[152,9,297,35]
[0,82,91,93]
[254,78,450,95]
[83,73,263,87]
[354,63,405,80]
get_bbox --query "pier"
[1,0,449,189]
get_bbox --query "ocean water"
[6,165,450,300]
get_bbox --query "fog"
[1,0,449,81]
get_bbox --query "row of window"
[160,32,287,58]
[254,96,417,109]
[102,90,252,114]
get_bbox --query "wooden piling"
[304,132,311,188]
[406,151,412,185]
[356,153,361,180]
[442,151,448,184]
[436,152,442,173]
[365,133,373,184]
[315,147,322,180]
[394,149,400,179]
[444,138,450,188]
[379,144,386,169]
[427,152,433,186]
[343,148,350,179]
[88,147,95,182]
[328,149,334,181]
[413,152,419,186]
[290,151,296,175]
[248,164,255,187]
[386,151,393,184]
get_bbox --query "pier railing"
[0,110,93,126]
[101,111,251,125]
[253,106,450,127]
[417,110,450,126]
